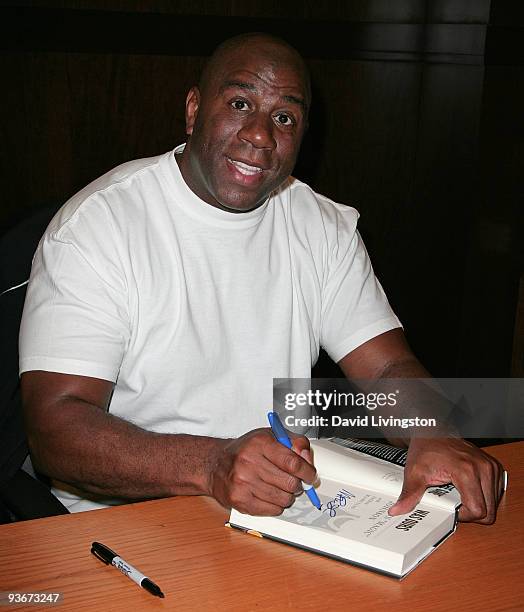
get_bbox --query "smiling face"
[177,35,310,212]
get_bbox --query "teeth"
[229,159,263,175]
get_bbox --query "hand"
[389,437,505,524]
[209,428,317,516]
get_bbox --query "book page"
[279,479,396,543]
[278,478,452,555]
[311,439,461,511]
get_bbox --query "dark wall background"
[1,0,522,377]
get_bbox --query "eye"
[231,99,249,111]
[274,113,294,126]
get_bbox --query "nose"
[238,112,277,150]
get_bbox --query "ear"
[185,86,200,136]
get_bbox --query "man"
[20,33,504,520]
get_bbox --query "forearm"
[375,357,438,446]
[27,398,228,500]
[22,371,317,515]
[339,335,456,446]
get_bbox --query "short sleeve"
[320,223,401,363]
[19,206,130,382]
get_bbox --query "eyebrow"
[219,80,307,112]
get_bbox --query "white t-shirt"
[19,145,401,511]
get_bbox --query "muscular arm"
[338,328,505,524]
[22,371,316,515]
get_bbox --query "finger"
[257,454,303,495]
[388,471,427,516]
[230,469,296,513]
[232,491,288,517]
[458,454,503,524]
[477,457,502,525]
[251,479,296,512]
[290,435,310,456]
[492,459,504,513]
[226,466,296,515]
[455,468,487,522]
[292,442,318,484]
[476,460,496,524]
[290,435,316,469]
[263,440,317,485]
[296,447,313,466]
[492,464,499,516]
[302,448,313,462]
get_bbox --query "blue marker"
[267,411,321,510]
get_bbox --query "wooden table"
[0,443,522,612]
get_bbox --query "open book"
[228,438,461,578]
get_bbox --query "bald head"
[199,33,311,112]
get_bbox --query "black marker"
[91,541,165,598]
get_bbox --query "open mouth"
[226,157,264,176]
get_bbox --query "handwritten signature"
[321,489,355,517]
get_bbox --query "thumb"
[389,473,427,516]
[290,434,310,457]
[291,438,313,466]
[299,448,313,465]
